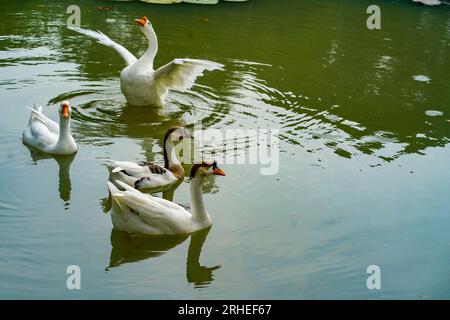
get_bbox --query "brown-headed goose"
[107,160,225,235]
[105,126,191,190]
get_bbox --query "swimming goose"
[107,160,226,235]
[71,16,224,107]
[22,101,78,155]
[105,127,191,190]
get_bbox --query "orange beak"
[134,16,148,27]
[213,167,226,176]
[61,104,70,118]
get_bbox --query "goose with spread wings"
[71,16,224,107]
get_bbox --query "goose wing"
[27,107,59,134]
[138,161,167,175]
[149,194,189,211]
[104,160,150,177]
[70,28,138,67]
[112,181,190,232]
[153,58,224,92]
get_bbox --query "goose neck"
[137,28,158,69]
[190,177,211,224]
[164,140,184,179]
[57,117,71,143]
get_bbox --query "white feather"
[154,58,224,92]
[70,27,137,66]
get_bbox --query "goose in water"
[71,16,224,107]
[22,101,78,155]
[107,160,225,235]
[105,127,191,190]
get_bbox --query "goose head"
[134,16,154,35]
[165,126,192,144]
[190,160,226,180]
[59,101,71,119]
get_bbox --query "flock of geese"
[22,17,225,236]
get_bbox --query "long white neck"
[56,117,72,147]
[137,27,158,69]
[163,138,184,179]
[55,117,77,153]
[190,177,211,224]
[164,140,181,168]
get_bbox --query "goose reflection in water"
[25,146,75,208]
[107,227,220,288]
[71,99,187,144]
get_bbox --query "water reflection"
[186,228,221,288]
[52,91,192,164]
[3,0,450,166]
[107,227,220,288]
[50,91,185,138]
[1,0,450,299]
[107,230,188,269]
[36,0,450,165]
[161,179,184,202]
[52,52,450,170]
[25,146,75,208]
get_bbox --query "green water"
[0,0,449,299]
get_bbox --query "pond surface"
[0,0,449,299]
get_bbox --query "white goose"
[71,16,224,107]
[107,160,226,235]
[22,101,78,155]
[105,127,191,190]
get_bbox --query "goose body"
[72,17,223,107]
[22,101,77,155]
[107,161,225,235]
[105,127,190,190]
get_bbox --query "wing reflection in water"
[71,98,186,140]
[49,88,190,161]
[25,146,75,208]
[107,227,220,288]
